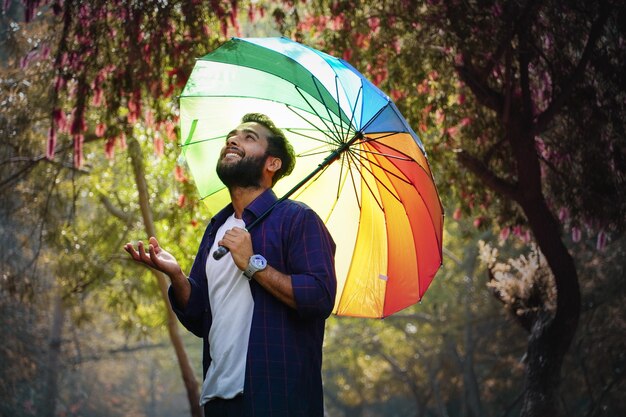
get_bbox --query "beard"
[216,152,268,189]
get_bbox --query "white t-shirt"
[200,213,254,405]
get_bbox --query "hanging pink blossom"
[571,226,581,242]
[459,117,472,127]
[73,134,84,168]
[52,108,67,132]
[452,207,462,220]
[473,217,483,228]
[92,87,104,106]
[144,109,154,128]
[445,126,458,137]
[70,110,85,134]
[164,121,177,141]
[368,16,380,32]
[343,48,353,62]
[174,165,188,182]
[95,123,106,137]
[105,138,115,160]
[390,89,405,101]
[596,230,607,251]
[154,136,164,157]
[499,227,510,241]
[558,207,569,222]
[54,75,66,92]
[118,132,127,150]
[46,127,57,160]
[177,194,187,208]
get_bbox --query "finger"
[148,244,160,267]
[124,243,140,260]
[137,241,153,264]
[149,236,160,254]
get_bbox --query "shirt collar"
[242,188,278,225]
[210,188,278,229]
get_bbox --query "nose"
[226,131,241,146]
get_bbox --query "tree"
[287,1,625,415]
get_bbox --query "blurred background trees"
[1,0,624,416]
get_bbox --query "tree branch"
[481,0,542,79]
[99,193,134,223]
[456,58,505,114]
[456,150,519,201]
[534,3,611,133]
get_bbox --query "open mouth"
[221,147,244,160]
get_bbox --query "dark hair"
[241,113,295,186]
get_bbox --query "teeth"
[225,152,241,158]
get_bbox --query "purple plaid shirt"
[169,188,337,416]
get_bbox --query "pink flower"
[174,165,188,182]
[46,127,57,160]
[154,136,164,157]
[92,87,104,106]
[460,117,471,127]
[596,230,607,251]
[52,108,67,132]
[118,133,127,150]
[73,134,84,168]
[571,227,581,242]
[499,227,510,241]
[452,207,462,220]
[105,138,115,160]
[95,123,106,137]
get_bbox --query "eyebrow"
[226,128,260,139]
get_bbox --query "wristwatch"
[243,254,267,280]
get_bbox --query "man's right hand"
[124,236,183,280]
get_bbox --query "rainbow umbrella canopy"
[180,37,443,318]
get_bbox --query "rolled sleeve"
[288,208,337,319]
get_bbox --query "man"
[124,113,337,417]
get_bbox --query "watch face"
[251,255,267,269]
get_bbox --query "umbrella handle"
[213,245,229,260]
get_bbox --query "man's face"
[216,122,272,189]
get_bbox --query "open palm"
[124,236,182,278]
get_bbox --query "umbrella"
[179,37,443,318]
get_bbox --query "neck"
[229,186,268,218]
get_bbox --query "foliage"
[2,0,625,416]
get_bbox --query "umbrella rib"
[356,152,413,186]
[310,76,344,141]
[288,159,335,200]
[347,149,403,206]
[285,128,337,146]
[334,76,345,141]
[346,151,385,211]
[298,148,341,158]
[345,151,362,211]
[347,85,362,135]
[351,147,413,162]
[180,133,227,147]
[288,94,342,145]
[336,150,346,200]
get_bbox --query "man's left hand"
[219,227,254,270]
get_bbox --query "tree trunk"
[518,195,580,417]
[509,122,581,417]
[127,136,201,417]
[40,291,65,417]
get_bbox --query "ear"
[266,156,282,174]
